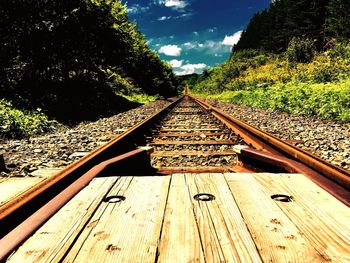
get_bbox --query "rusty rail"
[192,95,350,191]
[0,96,182,238]
[0,147,154,260]
[1,94,350,259]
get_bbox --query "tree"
[326,0,350,40]
[0,0,177,121]
[233,0,330,53]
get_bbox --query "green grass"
[117,93,160,104]
[192,42,350,122]
[0,100,59,139]
[195,78,350,122]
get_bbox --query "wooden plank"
[64,176,171,263]
[158,174,205,262]
[254,173,350,262]
[0,177,44,206]
[156,167,230,174]
[0,177,9,183]
[30,168,62,178]
[186,173,262,262]
[158,128,222,132]
[7,177,119,262]
[151,140,235,145]
[161,126,219,129]
[225,173,326,262]
[156,132,227,137]
[152,150,237,157]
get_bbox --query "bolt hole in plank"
[271,194,293,202]
[193,193,216,201]
[103,195,126,203]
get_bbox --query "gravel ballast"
[207,99,350,171]
[0,98,174,177]
[1,97,349,178]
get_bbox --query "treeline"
[192,0,350,121]
[0,0,178,122]
[234,0,350,52]
[177,74,200,93]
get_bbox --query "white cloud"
[169,59,183,68]
[165,0,188,9]
[222,30,243,46]
[178,13,192,18]
[158,16,171,21]
[183,42,196,49]
[181,40,231,54]
[127,4,150,14]
[193,31,199,36]
[208,27,217,33]
[153,0,165,4]
[176,63,207,75]
[159,45,182,56]
[157,13,192,21]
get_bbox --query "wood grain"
[64,176,171,263]
[157,174,205,263]
[186,173,262,262]
[225,173,326,262]
[254,173,350,262]
[7,177,118,262]
[0,177,44,206]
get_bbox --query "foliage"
[193,42,350,122]
[201,79,350,122]
[0,100,58,138]
[117,93,160,104]
[178,74,200,93]
[0,0,177,123]
[233,0,350,53]
[192,1,350,122]
[286,37,315,63]
[326,0,350,39]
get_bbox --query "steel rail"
[192,95,350,191]
[0,147,153,261]
[0,96,183,237]
[1,93,350,259]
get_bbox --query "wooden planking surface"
[186,173,262,262]
[6,173,350,262]
[158,128,222,132]
[64,176,171,263]
[0,177,44,206]
[253,173,350,262]
[157,132,226,137]
[7,177,118,263]
[157,174,205,263]
[152,150,237,157]
[225,173,327,262]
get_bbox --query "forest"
[192,0,350,121]
[234,0,350,52]
[0,0,178,138]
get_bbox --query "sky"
[124,0,271,75]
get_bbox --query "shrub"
[0,100,58,138]
[286,37,316,63]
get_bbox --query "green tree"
[326,0,350,39]
[0,0,177,121]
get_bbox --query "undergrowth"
[117,93,160,104]
[193,42,350,122]
[0,100,59,139]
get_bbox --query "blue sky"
[124,0,270,75]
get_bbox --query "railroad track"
[1,93,350,262]
[149,97,246,173]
